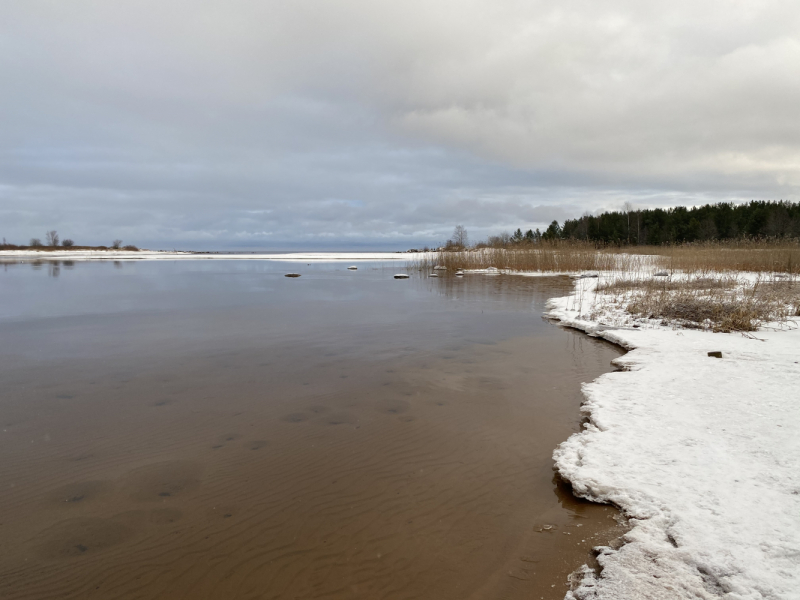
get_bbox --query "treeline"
[0,231,138,251]
[452,200,800,250]
[559,200,800,244]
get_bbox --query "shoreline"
[546,274,800,599]
[0,250,428,262]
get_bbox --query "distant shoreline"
[0,249,428,261]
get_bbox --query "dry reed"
[413,241,655,273]
[625,240,800,275]
[417,240,800,275]
[415,240,800,331]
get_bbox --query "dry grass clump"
[598,275,800,332]
[597,277,733,293]
[630,294,768,332]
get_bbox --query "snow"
[0,250,427,262]
[547,274,800,600]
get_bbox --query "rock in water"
[708,351,723,358]
[285,273,301,278]
[347,266,358,270]
[654,271,669,277]
[429,273,439,277]
[433,265,447,270]
[393,274,409,279]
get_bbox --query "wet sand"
[0,262,624,599]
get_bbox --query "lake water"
[0,259,623,600]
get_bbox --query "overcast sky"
[2,0,798,249]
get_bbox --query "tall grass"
[413,241,655,273]
[653,240,800,274]
[415,239,800,275]
[414,240,800,331]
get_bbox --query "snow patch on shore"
[547,276,800,599]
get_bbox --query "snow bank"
[0,250,425,262]
[547,275,800,600]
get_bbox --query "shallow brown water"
[0,260,623,599]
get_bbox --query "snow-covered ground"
[0,250,426,261]
[547,274,800,600]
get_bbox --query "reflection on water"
[0,259,78,277]
[0,260,623,600]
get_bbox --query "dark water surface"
[0,260,623,600]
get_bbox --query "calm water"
[0,259,623,600]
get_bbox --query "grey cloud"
[1,0,797,248]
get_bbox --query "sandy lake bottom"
[0,260,624,600]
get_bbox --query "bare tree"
[487,231,511,248]
[46,230,59,247]
[622,202,633,244]
[111,239,123,249]
[451,225,469,248]
[698,219,718,241]
[62,239,75,247]
[765,207,791,237]
[636,211,640,244]
[29,238,42,247]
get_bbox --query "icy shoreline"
[547,275,800,600]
